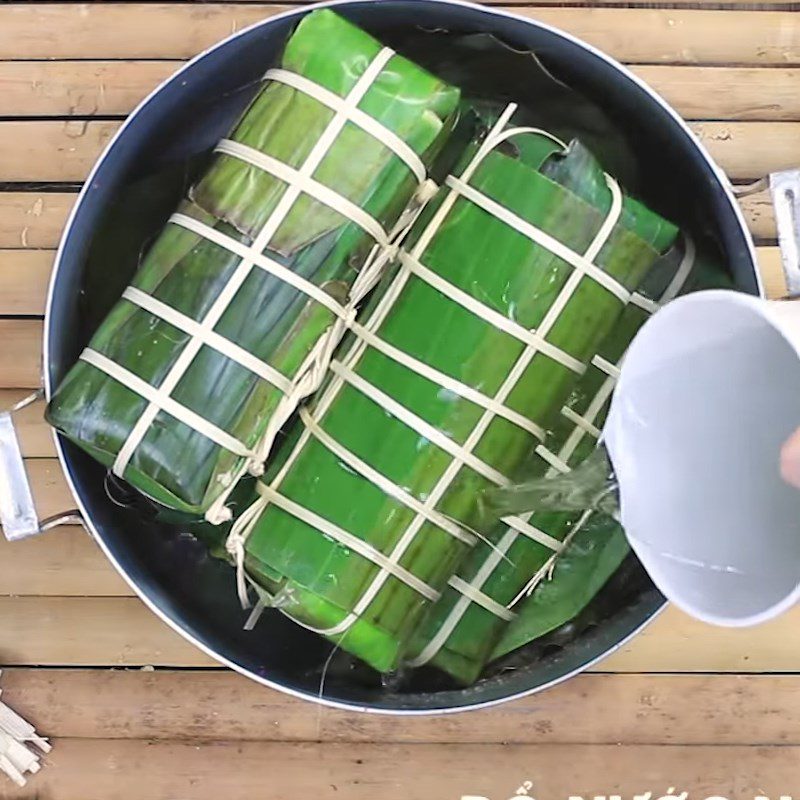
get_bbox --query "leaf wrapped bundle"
[236,112,676,674]
[406,134,681,685]
[46,9,460,521]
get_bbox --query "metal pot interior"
[46,0,758,712]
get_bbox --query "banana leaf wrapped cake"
[230,104,679,674]
[46,9,461,522]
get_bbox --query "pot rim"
[42,0,759,714]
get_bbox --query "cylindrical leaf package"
[46,9,461,521]
[233,108,678,674]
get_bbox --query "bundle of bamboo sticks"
[0,670,50,787]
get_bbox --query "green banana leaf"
[46,8,461,519]
[375,28,642,197]
[491,511,631,660]
[405,131,680,685]
[491,247,735,660]
[240,114,676,675]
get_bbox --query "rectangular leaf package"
[46,9,461,523]
[404,126,682,685]
[228,105,678,674]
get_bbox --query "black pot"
[42,0,761,712]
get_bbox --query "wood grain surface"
[2,6,798,64]
[0,738,797,800]
[3,668,800,745]
[0,319,42,388]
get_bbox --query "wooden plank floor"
[0,2,799,797]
